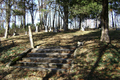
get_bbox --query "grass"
[0,29,120,80]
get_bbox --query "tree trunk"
[38,0,42,30]
[23,0,26,29]
[111,11,114,28]
[49,11,52,32]
[4,4,11,38]
[100,0,110,43]
[95,13,98,28]
[20,16,23,28]
[60,17,63,29]
[31,14,34,25]
[23,14,26,29]
[79,17,81,30]
[4,21,9,38]
[63,6,68,31]
[75,17,77,29]
[31,0,34,25]
[14,1,17,35]
[58,12,60,29]
[53,12,56,32]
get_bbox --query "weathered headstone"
[25,31,27,35]
[45,26,48,32]
[13,31,19,36]
[81,25,85,31]
[49,27,52,32]
[35,26,38,32]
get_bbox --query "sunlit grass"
[0,45,26,63]
[0,29,120,79]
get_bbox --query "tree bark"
[100,0,110,43]
[23,14,25,29]
[53,11,56,32]
[49,11,52,32]
[4,3,11,38]
[111,11,114,28]
[63,6,68,31]
[23,0,26,29]
[38,0,42,30]
[79,17,81,30]
[31,0,34,25]
[58,12,60,29]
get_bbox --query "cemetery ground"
[0,29,120,80]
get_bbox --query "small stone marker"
[35,26,38,32]
[25,31,27,35]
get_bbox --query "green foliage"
[70,0,102,18]
[11,23,19,29]
[110,0,120,14]
[13,9,24,15]
[36,20,44,27]
[17,0,25,9]
[0,29,5,37]
[56,0,69,6]
[36,22,40,27]
[11,23,16,29]
[40,9,49,12]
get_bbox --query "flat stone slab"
[36,46,76,49]
[11,66,66,72]
[22,57,72,63]
[17,62,70,68]
[32,48,73,53]
[28,53,72,57]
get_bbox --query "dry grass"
[0,29,120,80]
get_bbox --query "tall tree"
[0,2,5,29]
[48,0,57,32]
[12,0,17,34]
[28,0,37,25]
[69,0,102,29]
[16,0,36,29]
[4,0,14,38]
[23,0,26,29]
[37,0,42,30]
[56,0,69,31]
[112,0,120,14]
[16,0,26,29]
[100,0,110,43]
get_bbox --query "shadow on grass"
[0,42,15,53]
[73,30,101,42]
[67,42,120,80]
[0,41,17,63]
[0,68,34,80]
[36,29,120,79]
[70,43,120,80]
[0,68,15,79]
[1,29,120,80]
[87,43,109,80]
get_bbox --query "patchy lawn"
[0,29,120,80]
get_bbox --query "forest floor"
[0,29,120,80]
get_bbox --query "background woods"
[0,0,120,79]
[0,0,120,42]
